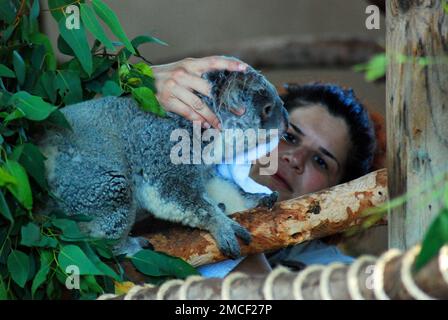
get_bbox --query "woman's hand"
[152,56,248,129]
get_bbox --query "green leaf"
[4,109,25,123]
[132,62,154,78]
[46,109,72,130]
[101,80,123,96]
[9,91,57,121]
[20,222,57,248]
[48,0,77,22]
[3,160,33,210]
[51,218,87,240]
[30,0,40,20]
[38,71,57,103]
[14,143,48,190]
[131,87,165,117]
[55,70,83,105]
[0,64,15,78]
[57,35,75,56]
[131,35,168,48]
[0,191,13,224]
[414,208,448,271]
[0,167,17,187]
[58,17,93,75]
[92,0,135,54]
[7,250,30,288]
[29,33,57,71]
[80,243,120,281]
[12,51,26,85]
[0,277,7,299]
[58,245,103,275]
[31,250,53,296]
[80,3,115,51]
[130,249,199,278]
[0,0,16,24]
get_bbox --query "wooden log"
[386,1,448,249]
[99,245,448,300]
[155,35,384,69]
[132,169,388,268]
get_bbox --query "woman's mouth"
[271,172,292,192]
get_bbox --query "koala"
[38,63,289,258]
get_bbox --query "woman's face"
[250,104,352,201]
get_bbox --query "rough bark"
[386,1,448,249]
[156,35,384,69]
[129,169,387,271]
[99,244,448,300]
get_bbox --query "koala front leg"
[137,180,251,259]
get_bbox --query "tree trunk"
[386,1,448,249]
[123,169,387,283]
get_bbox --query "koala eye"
[230,105,246,116]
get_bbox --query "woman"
[152,56,377,275]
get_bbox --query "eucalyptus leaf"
[15,143,48,190]
[101,80,123,96]
[45,109,72,130]
[414,208,448,271]
[131,35,168,48]
[30,0,40,20]
[55,70,83,105]
[29,33,57,71]
[91,0,135,54]
[0,64,15,78]
[7,250,30,288]
[131,87,165,117]
[80,3,115,51]
[0,0,16,24]
[0,191,13,224]
[51,218,87,240]
[3,160,33,210]
[130,249,199,278]
[31,250,53,296]
[9,91,57,121]
[58,17,93,75]
[12,51,26,85]
[20,222,57,248]
[58,245,103,275]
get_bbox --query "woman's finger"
[163,96,209,126]
[173,69,212,97]
[185,56,248,76]
[171,83,221,130]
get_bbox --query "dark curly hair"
[281,83,376,183]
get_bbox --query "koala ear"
[202,70,232,103]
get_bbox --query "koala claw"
[117,236,153,257]
[211,217,252,259]
[257,191,279,209]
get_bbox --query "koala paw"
[210,216,251,259]
[116,236,153,257]
[256,191,279,210]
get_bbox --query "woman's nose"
[281,149,306,175]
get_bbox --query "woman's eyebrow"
[289,122,340,170]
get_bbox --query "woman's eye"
[313,155,328,170]
[282,132,298,144]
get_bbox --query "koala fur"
[39,64,288,258]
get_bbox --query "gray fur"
[39,63,288,258]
